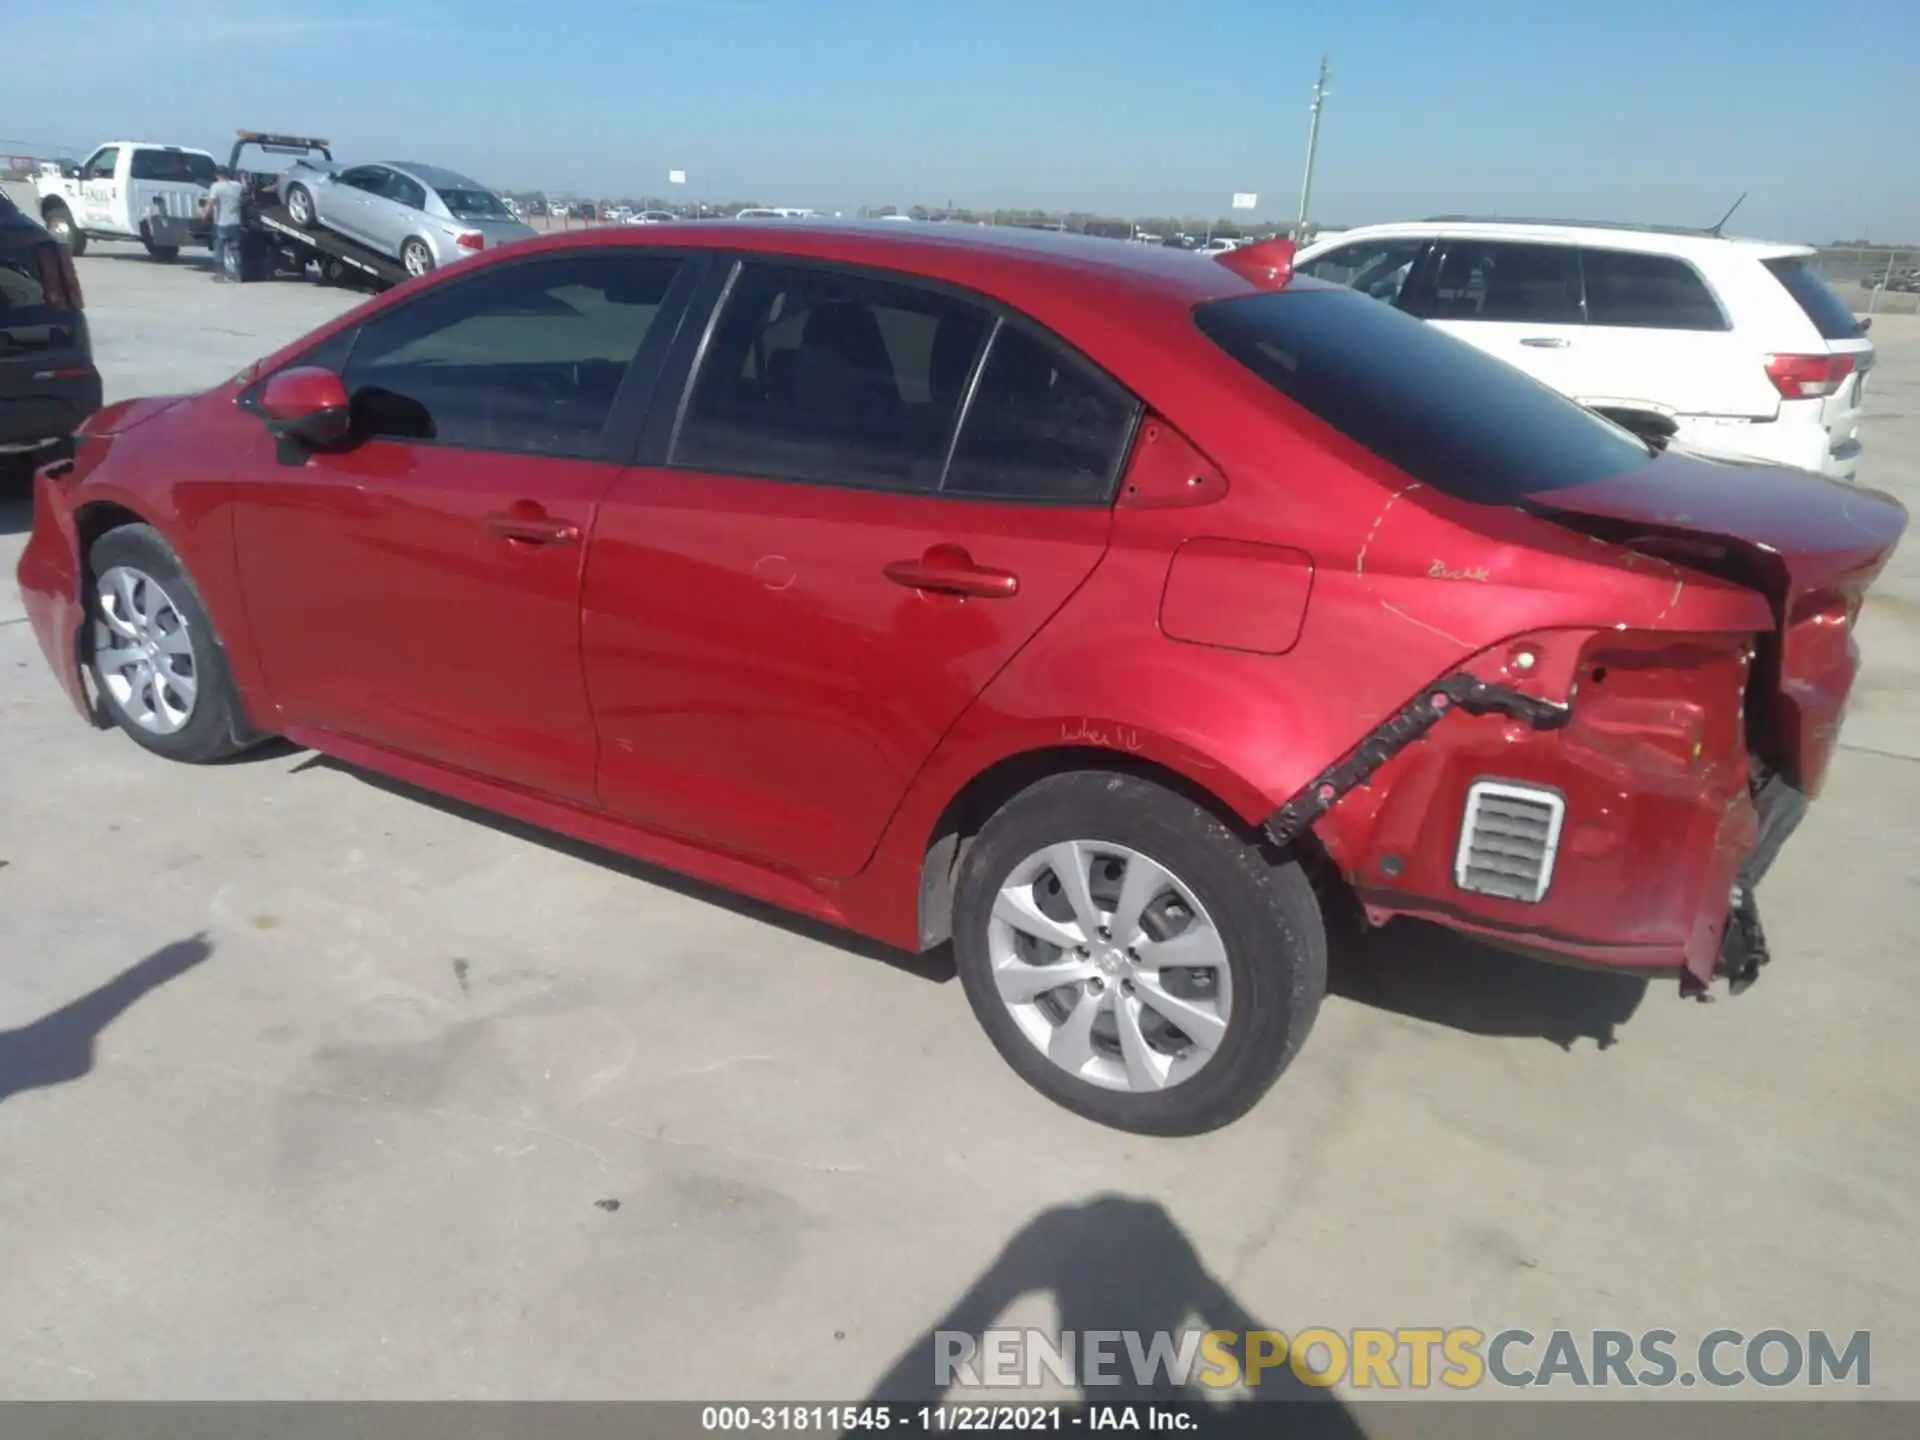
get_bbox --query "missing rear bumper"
[1264,675,1571,849]
[1695,774,1808,998]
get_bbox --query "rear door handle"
[884,545,1019,599]
[484,509,580,545]
[1520,336,1570,348]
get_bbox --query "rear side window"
[129,149,216,185]
[673,262,992,492]
[942,323,1137,502]
[385,173,429,210]
[1763,257,1864,340]
[1195,288,1651,505]
[1582,249,1727,330]
[1410,240,1584,324]
[342,252,683,456]
[0,249,49,314]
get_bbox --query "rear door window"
[384,173,429,211]
[1762,257,1865,340]
[1582,249,1727,330]
[1195,288,1651,505]
[1,249,49,314]
[1408,240,1584,323]
[942,322,1138,503]
[672,261,993,492]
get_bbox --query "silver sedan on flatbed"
[279,160,536,276]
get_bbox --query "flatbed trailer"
[226,130,407,290]
[237,200,408,289]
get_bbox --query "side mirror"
[259,366,352,447]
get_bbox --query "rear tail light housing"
[34,241,84,311]
[455,231,485,252]
[1764,352,1854,399]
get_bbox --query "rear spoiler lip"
[1215,237,1298,290]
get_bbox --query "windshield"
[437,187,511,220]
[1194,287,1653,504]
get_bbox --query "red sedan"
[15,223,1907,1133]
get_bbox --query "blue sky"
[6,0,1916,239]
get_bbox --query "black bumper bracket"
[1264,675,1571,849]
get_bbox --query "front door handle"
[1520,336,1570,348]
[484,506,580,546]
[884,544,1019,599]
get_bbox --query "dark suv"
[1,190,102,470]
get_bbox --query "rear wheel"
[401,238,435,277]
[952,771,1327,1134]
[44,203,86,256]
[86,525,256,763]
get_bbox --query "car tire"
[952,771,1326,1135]
[401,238,435,278]
[285,183,316,229]
[86,524,258,764]
[44,203,86,256]
[143,240,179,262]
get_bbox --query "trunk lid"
[460,218,539,252]
[1525,449,1908,796]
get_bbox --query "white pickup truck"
[35,141,216,259]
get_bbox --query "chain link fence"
[1813,246,1920,315]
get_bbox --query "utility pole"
[1296,55,1331,242]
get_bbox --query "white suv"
[1293,219,1873,480]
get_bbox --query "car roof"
[1311,219,1814,261]
[518,219,1268,312]
[385,162,486,191]
[96,141,216,157]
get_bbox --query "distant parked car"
[627,210,678,225]
[1195,238,1241,256]
[0,191,101,468]
[1295,219,1874,481]
[281,160,537,276]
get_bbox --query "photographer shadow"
[862,1193,1363,1435]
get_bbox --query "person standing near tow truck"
[201,166,245,282]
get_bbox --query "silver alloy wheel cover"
[93,565,199,735]
[403,241,430,276]
[988,840,1233,1093]
[288,187,312,224]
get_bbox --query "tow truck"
[226,131,407,289]
[34,141,214,259]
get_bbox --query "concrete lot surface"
[2,245,1917,1408]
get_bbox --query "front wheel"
[400,238,435,277]
[285,183,316,229]
[952,772,1327,1135]
[86,525,258,763]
